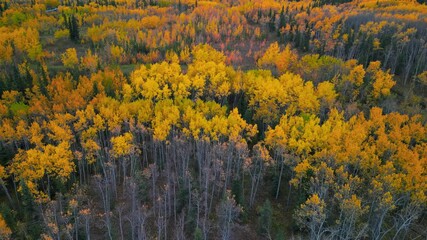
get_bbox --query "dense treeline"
[1,0,427,93]
[0,0,426,239]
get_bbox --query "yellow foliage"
[47,120,73,144]
[192,44,226,64]
[179,46,191,63]
[298,82,320,114]
[0,120,15,142]
[165,50,179,64]
[347,65,365,86]
[42,142,75,180]
[131,62,190,101]
[153,100,180,141]
[111,132,134,157]
[316,81,337,106]
[61,48,78,69]
[80,50,99,72]
[0,214,11,240]
[54,29,69,39]
[296,193,326,225]
[140,15,162,29]
[257,42,280,68]
[82,139,100,164]
[291,159,313,187]
[10,141,75,197]
[372,70,395,99]
[275,45,298,73]
[0,43,13,63]
[110,45,124,63]
[188,59,232,99]
[29,122,44,147]
[418,71,427,85]
[87,25,106,44]
[0,28,42,60]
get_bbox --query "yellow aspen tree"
[275,44,298,74]
[47,120,73,144]
[0,214,11,240]
[43,142,75,181]
[295,194,327,240]
[152,99,180,141]
[80,49,99,73]
[347,64,365,87]
[9,148,46,197]
[278,73,303,112]
[61,48,78,69]
[367,61,396,99]
[110,45,124,64]
[0,119,16,143]
[29,122,44,148]
[82,139,100,164]
[257,42,280,68]
[297,82,320,114]
[316,81,337,107]
[227,108,257,142]
[111,132,134,158]
[179,46,191,64]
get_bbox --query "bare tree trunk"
[0,179,13,206]
[83,212,91,240]
[275,155,284,199]
[117,203,125,240]
[95,175,113,240]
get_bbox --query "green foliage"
[274,228,285,240]
[231,179,243,205]
[5,11,27,26]
[9,102,29,117]
[63,13,79,43]
[193,227,203,240]
[0,203,15,234]
[258,199,272,236]
[18,181,42,239]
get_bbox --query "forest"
[0,0,426,239]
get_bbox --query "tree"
[152,99,180,141]
[217,190,242,240]
[257,42,280,69]
[0,214,12,240]
[9,142,75,199]
[187,45,233,101]
[111,132,134,158]
[275,44,298,74]
[68,14,79,42]
[61,48,79,69]
[257,199,272,237]
[295,194,327,240]
[110,45,124,64]
[417,71,427,85]
[80,50,99,73]
[368,61,396,100]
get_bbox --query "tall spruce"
[278,6,286,37]
[268,9,276,32]
[70,14,79,42]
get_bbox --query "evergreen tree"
[257,200,272,236]
[278,6,286,37]
[256,8,262,24]
[19,181,42,239]
[69,14,80,42]
[268,9,276,32]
